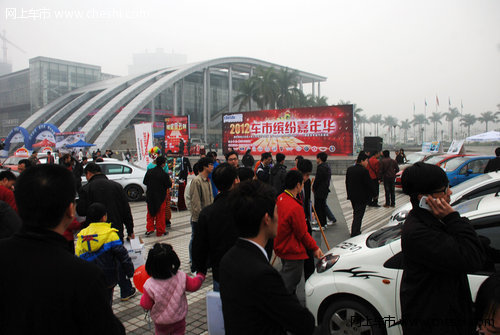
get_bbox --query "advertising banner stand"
[164,116,190,155]
[134,123,154,169]
[447,140,466,154]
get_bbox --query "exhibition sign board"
[222,105,353,156]
[164,116,190,155]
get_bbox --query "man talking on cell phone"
[399,162,486,335]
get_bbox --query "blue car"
[443,155,495,186]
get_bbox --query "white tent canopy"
[466,131,500,142]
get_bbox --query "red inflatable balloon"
[133,265,150,293]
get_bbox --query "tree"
[253,66,278,109]
[369,114,383,136]
[460,114,477,138]
[400,119,412,144]
[382,115,398,143]
[234,78,259,112]
[412,114,429,144]
[358,114,369,138]
[478,111,499,132]
[428,112,443,140]
[443,107,461,140]
[275,68,300,109]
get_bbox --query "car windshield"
[424,155,447,165]
[451,173,492,194]
[453,197,483,215]
[405,153,426,164]
[443,156,470,172]
[367,223,403,248]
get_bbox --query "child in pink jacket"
[140,243,205,335]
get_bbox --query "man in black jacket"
[484,147,500,173]
[312,152,331,229]
[192,163,239,291]
[143,156,172,237]
[219,180,315,335]
[400,162,486,334]
[270,152,287,196]
[0,164,125,334]
[77,162,136,301]
[345,151,373,237]
[256,152,272,184]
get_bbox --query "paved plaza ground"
[112,175,411,334]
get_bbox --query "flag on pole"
[436,95,439,106]
[448,97,451,107]
[425,99,427,107]
[413,102,415,114]
[461,100,463,109]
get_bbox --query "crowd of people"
[1,145,500,334]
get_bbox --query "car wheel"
[124,185,143,201]
[321,299,386,335]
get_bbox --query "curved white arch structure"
[23,57,327,150]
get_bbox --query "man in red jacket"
[274,170,323,295]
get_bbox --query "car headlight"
[316,254,340,273]
[393,210,409,222]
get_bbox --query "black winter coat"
[77,174,134,239]
[270,164,287,195]
[313,162,331,199]
[192,191,238,282]
[345,164,373,204]
[0,200,21,239]
[0,228,125,334]
[484,157,500,173]
[143,165,172,216]
[400,208,486,335]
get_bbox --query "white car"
[83,159,147,201]
[388,171,500,226]
[306,193,500,334]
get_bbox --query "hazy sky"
[2,0,500,123]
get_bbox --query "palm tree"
[234,78,259,112]
[428,112,443,140]
[460,114,477,138]
[311,95,328,106]
[400,119,412,143]
[478,111,499,132]
[358,114,369,138]
[253,66,278,109]
[412,114,429,144]
[382,115,398,143]
[369,114,383,136]
[275,68,300,109]
[443,107,461,140]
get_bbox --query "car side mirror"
[466,169,473,176]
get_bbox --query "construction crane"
[0,30,26,63]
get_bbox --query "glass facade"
[0,69,30,137]
[29,57,102,113]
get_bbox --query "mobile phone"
[419,196,432,210]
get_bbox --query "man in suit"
[312,152,331,229]
[345,151,373,237]
[219,180,315,335]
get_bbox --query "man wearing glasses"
[400,162,486,335]
[225,150,239,168]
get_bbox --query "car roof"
[454,193,500,220]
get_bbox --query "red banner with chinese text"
[222,105,353,156]
[164,116,190,155]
